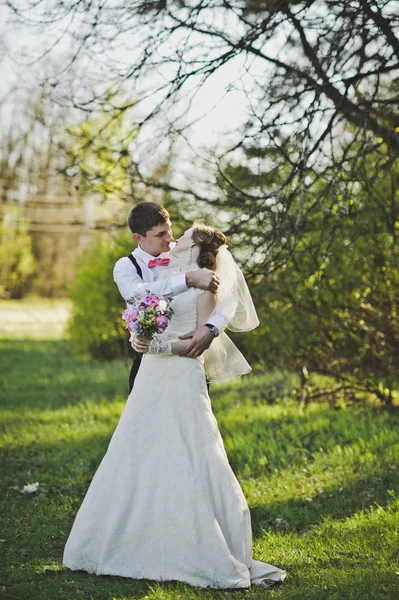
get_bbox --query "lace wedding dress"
[63,265,287,589]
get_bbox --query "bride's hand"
[131,335,150,353]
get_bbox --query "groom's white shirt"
[113,245,230,332]
[113,246,187,301]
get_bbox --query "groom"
[114,201,225,392]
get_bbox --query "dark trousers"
[129,353,143,394]
[128,352,210,394]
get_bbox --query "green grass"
[1,339,398,600]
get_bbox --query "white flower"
[157,300,167,312]
[23,482,39,494]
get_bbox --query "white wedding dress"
[63,266,287,589]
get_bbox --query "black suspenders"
[127,254,143,280]
[126,254,144,394]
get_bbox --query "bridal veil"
[203,246,259,384]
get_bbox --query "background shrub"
[67,231,133,359]
[0,207,36,299]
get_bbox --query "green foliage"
[67,232,134,359]
[0,206,36,299]
[223,146,399,407]
[63,93,137,203]
[1,339,398,599]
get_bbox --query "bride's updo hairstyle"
[192,223,227,271]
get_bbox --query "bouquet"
[122,295,174,341]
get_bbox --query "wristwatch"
[205,323,220,337]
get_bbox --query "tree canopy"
[5,0,399,267]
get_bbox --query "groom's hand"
[186,269,219,294]
[178,326,214,357]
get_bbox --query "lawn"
[0,297,72,340]
[1,337,398,600]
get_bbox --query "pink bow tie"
[148,257,170,268]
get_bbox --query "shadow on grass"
[3,547,398,600]
[216,403,399,480]
[2,423,398,541]
[250,468,399,537]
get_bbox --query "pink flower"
[142,295,160,308]
[155,314,169,329]
[123,306,139,322]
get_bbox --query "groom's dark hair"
[128,202,170,236]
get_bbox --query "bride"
[63,223,287,590]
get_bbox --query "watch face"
[208,326,218,336]
[205,324,219,336]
